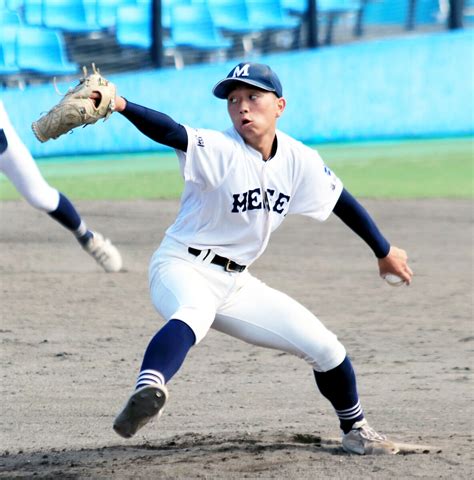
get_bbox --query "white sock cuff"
[136,369,165,389]
[74,220,88,238]
[335,401,363,420]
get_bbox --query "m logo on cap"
[232,64,250,78]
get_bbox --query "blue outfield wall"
[1,30,472,158]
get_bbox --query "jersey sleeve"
[288,148,343,221]
[175,126,236,191]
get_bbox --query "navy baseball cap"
[212,62,283,99]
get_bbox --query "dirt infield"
[1,199,472,479]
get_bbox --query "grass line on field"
[0,137,472,200]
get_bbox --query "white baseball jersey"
[166,125,343,266]
[150,124,346,365]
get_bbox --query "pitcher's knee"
[305,338,347,373]
[167,305,215,345]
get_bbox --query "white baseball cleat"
[83,231,122,272]
[342,419,399,455]
[113,384,169,439]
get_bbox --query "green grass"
[0,152,183,200]
[318,137,473,198]
[0,137,472,200]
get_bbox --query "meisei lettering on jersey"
[231,188,290,214]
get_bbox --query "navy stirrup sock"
[314,356,364,433]
[48,193,92,245]
[48,192,81,230]
[136,319,196,389]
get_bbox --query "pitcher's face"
[227,86,286,145]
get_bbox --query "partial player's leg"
[114,249,223,438]
[0,109,121,272]
[314,358,398,454]
[113,319,194,438]
[213,272,398,454]
[0,125,62,212]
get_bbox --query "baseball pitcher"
[36,62,413,454]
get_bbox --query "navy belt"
[188,247,246,273]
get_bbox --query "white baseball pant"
[0,103,59,212]
[149,235,346,372]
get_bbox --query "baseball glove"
[32,64,116,142]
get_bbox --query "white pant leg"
[148,237,238,344]
[148,237,346,371]
[213,271,346,372]
[0,104,59,212]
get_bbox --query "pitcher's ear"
[276,97,286,117]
